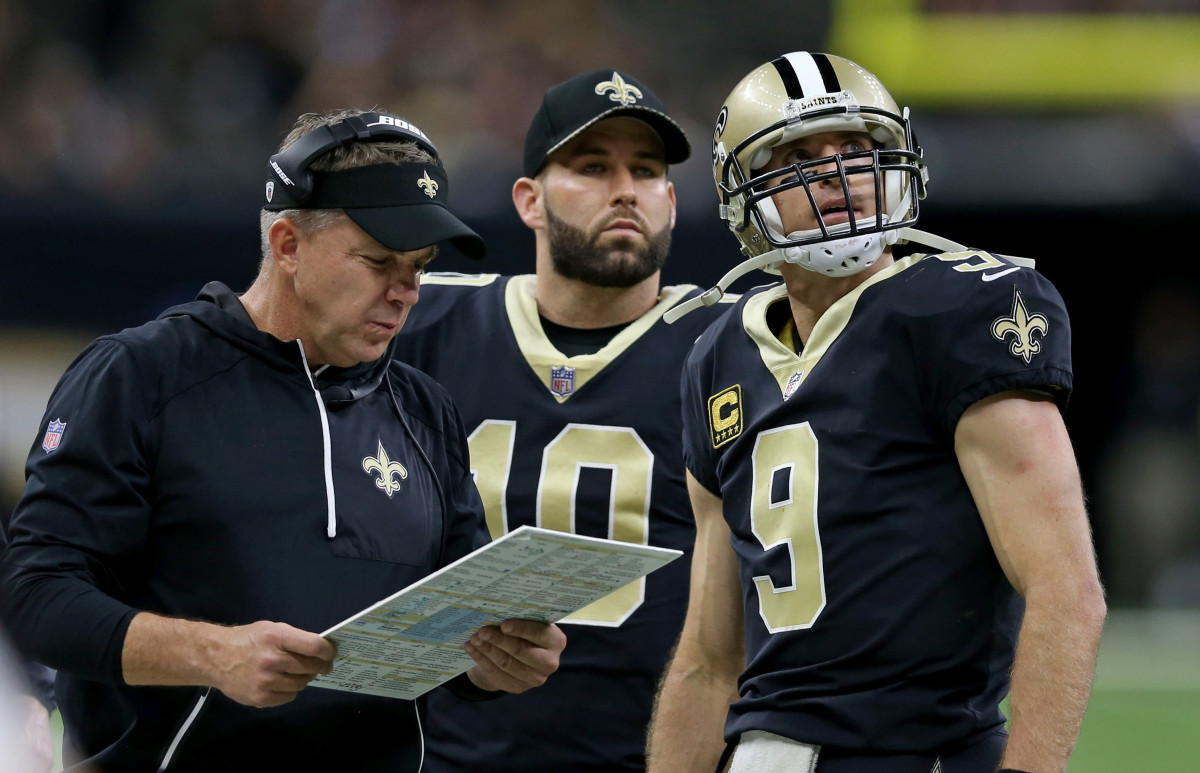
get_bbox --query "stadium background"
[1,0,1197,769]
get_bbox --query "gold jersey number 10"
[467,420,653,627]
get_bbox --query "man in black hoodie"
[0,108,566,772]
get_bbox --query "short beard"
[545,203,671,288]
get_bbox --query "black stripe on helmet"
[812,53,841,93]
[771,57,805,99]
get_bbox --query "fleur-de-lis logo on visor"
[363,440,408,498]
[595,72,643,106]
[417,171,438,198]
[991,288,1049,365]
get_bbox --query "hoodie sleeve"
[437,391,491,567]
[0,337,153,683]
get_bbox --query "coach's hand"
[122,613,337,709]
[206,621,337,707]
[464,620,566,694]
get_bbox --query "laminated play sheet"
[310,525,682,699]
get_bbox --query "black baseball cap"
[523,69,691,177]
[293,162,485,259]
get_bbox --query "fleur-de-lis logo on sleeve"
[363,440,408,497]
[595,72,643,106]
[991,288,1049,364]
[417,171,438,198]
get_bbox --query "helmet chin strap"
[663,227,1027,326]
[894,229,1037,269]
[896,228,966,254]
[663,250,782,324]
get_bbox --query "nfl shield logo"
[550,365,576,398]
[783,371,804,401]
[265,181,275,203]
[42,418,67,452]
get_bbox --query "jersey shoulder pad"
[896,252,1072,430]
[895,252,1065,322]
[405,273,509,332]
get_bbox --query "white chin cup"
[781,218,898,278]
[756,198,898,278]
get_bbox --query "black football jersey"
[395,273,731,772]
[681,252,1073,753]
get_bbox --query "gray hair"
[258,107,438,264]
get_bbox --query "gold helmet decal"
[595,72,643,106]
[417,170,439,198]
[363,440,409,498]
[712,106,729,173]
[991,287,1049,364]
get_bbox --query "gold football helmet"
[716,52,927,274]
[667,52,1015,323]
[666,52,949,323]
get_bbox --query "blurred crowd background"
[2,0,1200,610]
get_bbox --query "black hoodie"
[0,282,490,771]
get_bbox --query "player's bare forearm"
[122,612,336,707]
[647,650,739,773]
[956,392,1107,772]
[647,473,745,772]
[1003,582,1105,772]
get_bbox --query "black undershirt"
[766,299,802,354]
[539,315,632,357]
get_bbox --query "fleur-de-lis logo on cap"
[991,287,1049,365]
[417,170,438,198]
[363,440,408,498]
[595,72,643,106]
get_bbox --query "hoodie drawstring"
[297,342,338,538]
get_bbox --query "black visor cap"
[305,163,485,259]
